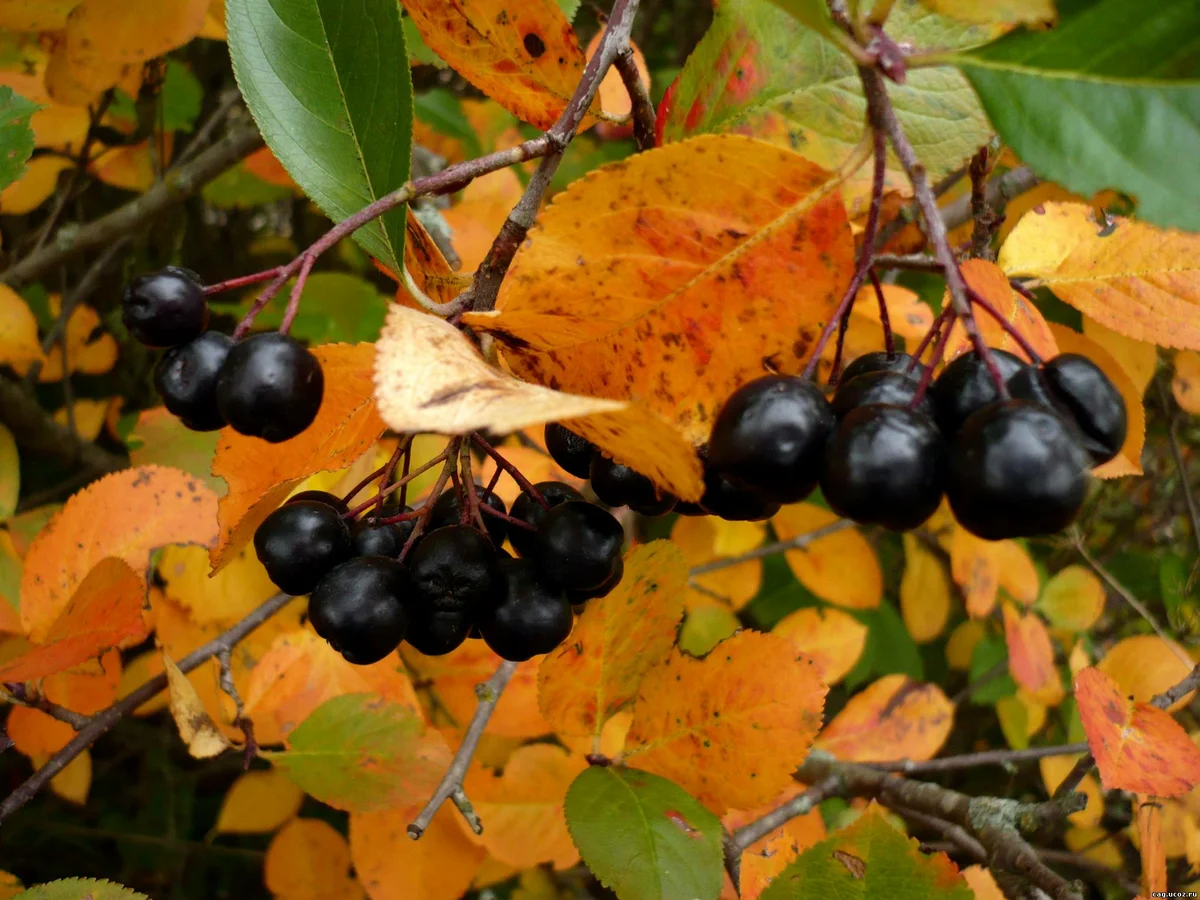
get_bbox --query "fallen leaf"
[944,258,1057,362]
[772,607,868,685]
[163,652,232,758]
[900,534,952,644]
[351,805,485,900]
[999,201,1200,350]
[1174,351,1200,415]
[623,630,826,813]
[772,505,881,609]
[1076,667,1200,797]
[1002,602,1063,706]
[1037,565,1106,632]
[817,674,954,762]
[265,818,365,900]
[214,769,305,835]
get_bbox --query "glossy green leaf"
[565,766,724,900]
[0,85,37,192]
[946,0,1200,230]
[266,694,447,813]
[760,809,973,900]
[227,0,413,271]
[14,879,149,900]
[660,0,996,183]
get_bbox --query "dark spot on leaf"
[832,850,865,879]
[523,33,546,58]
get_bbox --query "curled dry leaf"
[999,201,1200,350]
[374,303,623,437]
[816,674,954,763]
[163,652,233,759]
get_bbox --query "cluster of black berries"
[252,474,625,666]
[701,348,1126,540]
[123,268,324,443]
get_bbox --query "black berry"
[544,423,597,478]
[1040,354,1127,465]
[254,500,353,595]
[153,331,231,431]
[629,492,677,517]
[707,375,833,504]
[428,485,508,546]
[287,490,349,515]
[351,519,411,558]
[509,482,584,557]
[698,469,781,522]
[534,501,624,591]
[568,555,624,603]
[948,400,1089,540]
[840,351,926,384]
[590,455,671,512]
[820,406,946,531]
[407,525,503,618]
[479,557,573,662]
[931,349,1027,436]
[405,611,473,657]
[309,557,408,665]
[123,267,208,348]
[215,332,324,443]
[831,371,934,420]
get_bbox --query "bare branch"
[733,776,842,851]
[864,742,1090,775]
[1157,376,1200,561]
[688,520,852,577]
[615,47,656,152]
[0,377,126,476]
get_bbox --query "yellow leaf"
[0,156,72,215]
[538,542,687,741]
[1065,825,1125,870]
[0,424,17,519]
[32,103,90,152]
[0,284,41,369]
[670,515,763,610]
[351,805,484,900]
[1175,351,1200,415]
[1083,316,1157,396]
[817,674,954,762]
[944,258,1058,362]
[163,652,232,758]
[899,534,952,643]
[917,0,1055,25]
[13,299,119,383]
[266,818,365,900]
[159,542,277,626]
[116,648,169,716]
[772,504,881,609]
[1037,565,1105,632]
[623,631,826,813]
[52,399,111,442]
[1040,755,1103,829]
[1068,639,1090,677]
[994,539,1039,605]
[946,620,986,671]
[996,691,1046,750]
[679,602,741,657]
[772,607,867,686]
[215,769,305,835]
[960,865,1005,900]
[66,0,208,66]
[1096,634,1195,710]
[0,0,76,30]
[999,201,1200,349]
[47,748,92,805]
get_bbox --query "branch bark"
[615,47,657,152]
[0,377,126,475]
[688,520,852,577]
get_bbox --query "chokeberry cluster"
[252,466,625,666]
[124,268,324,443]
[698,348,1126,540]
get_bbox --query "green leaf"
[0,85,38,192]
[968,633,1016,705]
[15,879,149,900]
[660,0,996,183]
[217,272,389,344]
[844,601,923,689]
[760,809,973,900]
[946,0,1200,231]
[557,0,583,22]
[764,0,838,39]
[201,163,295,209]
[679,604,741,657]
[414,89,481,158]
[227,0,413,272]
[265,694,447,813]
[565,766,724,900]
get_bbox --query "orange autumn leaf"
[1173,350,1200,415]
[90,135,175,192]
[725,784,826,900]
[999,201,1200,350]
[1096,635,1195,710]
[1083,316,1158,397]
[960,865,1005,900]
[584,31,650,138]
[950,528,1000,618]
[1002,602,1064,706]
[351,805,485,900]
[772,504,881,609]
[852,283,934,343]
[264,818,365,900]
[21,466,219,642]
[465,134,856,446]
[771,607,867,686]
[1075,667,1200,797]
[243,146,295,187]
[212,343,385,570]
[899,533,952,644]
[401,640,548,739]
[8,651,120,757]
[0,558,146,682]
[400,0,595,130]
[817,674,954,763]
[7,706,76,758]
[67,0,207,65]
[538,542,687,742]
[1137,794,1169,898]
[944,258,1057,363]
[464,743,586,869]
[398,208,471,308]
[0,0,76,31]
[442,167,524,273]
[994,539,1039,606]
[623,631,827,813]
[670,516,764,611]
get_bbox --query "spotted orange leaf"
[538,542,687,742]
[1095,635,1195,710]
[771,607,867,686]
[211,343,385,571]
[20,466,218,642]
[623,630,826,813]
[400,0,595,130]
[1075,667,1200,797]
[725,784,826,900]
[772,505,881,609]
[1002,602,1064,706]
[944,258,1057,362]
[66,0,208,67]
[950,528,1000,618]
[817,674,954,762]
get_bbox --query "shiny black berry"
[407,525,503,617]
[698,469,781,521]
[1041,354,1127,465]
[820,406,946,531]
[509,482,584,557]
[309,557,408,665]
[153,331,231,431]
[215,332,324,443]
[629,492,678,517]
[428,485,508,546]
[948,400,1089,540]
[544,423,597,478]
[479,557,573,662]
[707,375,833,504]
[351,519,411,558]
[405,611,473,657]
[254,500,353,595]
[534,501,624,592]
[931,349,1028,436]
[287,490,349,515]
[568,555,624,603]
[123,267,208,348]
[590,455,672,513]
[831,371,934,419]
[840,351,926,384]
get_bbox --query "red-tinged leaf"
[623,631,827,814]
[538,542,687,743]
[944,258,1058,362]
[1075,667,1200,797]
[0,558,146,682]
[20,466,219,642]
[211,344,385,571]
[1002,602,1064,706]
[1136,794,1168,898]
[817,674,954,763]
[400,0,596,130]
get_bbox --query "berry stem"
[478,504,537,532]
[868,269,895,356]
[397,441,413,511]
[967,286,1044,364]
[910,309,955,407]
[459,441,489,535]
[232,267,291,341]
[279,252,316,336]
[341,438,410,510]
[343,445,450,520]
[202,267,286,296]
[398,440,460,562]
[907,304,952,371]
[471,432,548,509]
[829,305,854,387]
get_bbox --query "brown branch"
[688,519,852,577]
[865,742,1090,775]
[0,377,126,475]
[1157,376,1200,561]
[872,253,944,271]
[0,591,293,827]
[941,166,1037,237]
[2,685,91,731]
[407,659,517,838]
[966,146,997,260]
[615,47,656,151]
[1,123,264,288]
[732,776,842,851]
[722,827,742,896]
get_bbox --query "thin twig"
[872,253,944,272]
[688,520,852,577]
[966,146,996,260]
[217,648,257,769]
[940,166,1038,239]
[614,47,656,152]
[865,742,1090,775]
[2,686,91,731]
[407,660,518,838]
[732,776,842,851]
